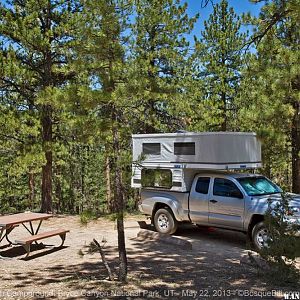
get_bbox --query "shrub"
[79,209,98,225]
[259,192,300,285]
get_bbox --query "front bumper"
[138,204,144,214]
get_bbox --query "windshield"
[237,176,282,196]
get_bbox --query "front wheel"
[154,208,178,234]
[252,221,270,251]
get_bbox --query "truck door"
[189,176,211,224]
[208,177,244,229]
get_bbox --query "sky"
[183,0,265,39]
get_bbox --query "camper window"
[174,142,195,155]
[141,169,172,189]
[142,143,161,155]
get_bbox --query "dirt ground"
[0,215,299,300]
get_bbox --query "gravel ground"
[0,215,299,300]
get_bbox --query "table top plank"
[0,212,52,227]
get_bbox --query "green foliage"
[127,0,198,133]
[259,193,300,285]
[191,0,247,131]
[0,0,84,212]
[80,209,98,225]
[126,197,139,213]
[0,0,299,216]
[53,144,107,214]
[0,201,17,214]
[237,0,300,192]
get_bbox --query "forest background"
[0,0,299,216]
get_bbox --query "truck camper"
[131,132,300,250]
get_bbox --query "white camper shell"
[131,132,262,192]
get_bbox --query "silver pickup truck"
[139,171,300,249]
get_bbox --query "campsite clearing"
[0,215,299,299]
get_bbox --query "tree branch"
[92,239,115,281]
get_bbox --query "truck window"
[213,178,243,198]
[195,177,210,194]
[237,176,281,196]
[141,169,172,189]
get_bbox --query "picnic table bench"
[15,228,69,258]
[0,212,69,258]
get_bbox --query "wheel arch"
[248,214,265,234]
[152,201,179,223]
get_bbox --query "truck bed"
[140,188,190,222]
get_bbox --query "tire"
[251,221,270,251]
[153,208,178,234]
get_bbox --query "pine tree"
[75,0,132,281]
[0,0,81,212]
[249,0,300,44]
[238,0,300,192]
[127,0,198,133]
[193,0,247,131]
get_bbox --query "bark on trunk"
[117,217,127,281]
[55,166,62,213]
[105,153,113,213]
[134,189,140,211]
[220,91,227,131]
[112,115,127,282]
[81,145,86,201]
[291,101,300,193]
[93,239,115,281]
[28,172,35,209]
[41,105,53,213]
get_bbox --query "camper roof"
[132,132,257,138]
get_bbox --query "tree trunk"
[291,101,300,193]
[133,189,140,211]
[55,166,62,213]
[41,105,53,213]
[112,115,127,282]
[81,146,85,207]
[117,217,127,281]
[105,153,113,213]
[28,171,35,209]
[220,91,227,131]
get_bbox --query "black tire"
[153,208,178,234]
[251,221,269,251]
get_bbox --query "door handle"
[209,200,218,203]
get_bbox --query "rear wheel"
[252,221,270,250]
[154,208,178,234]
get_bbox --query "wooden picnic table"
[0,212,53,245]
[0,212,69,258]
